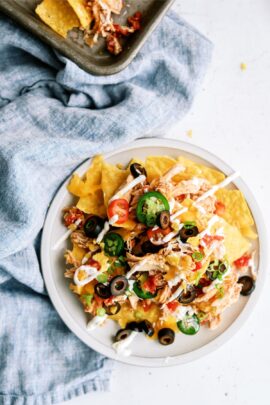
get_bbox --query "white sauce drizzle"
[73,265,99,287]
[87,314,108,331]
[52,219,82,250]
[197,215,220,239]
[125,258,149,279]
[96,221,110,243]
[195,172,240,204]
[167,284,184,303]
[170,172,240,222]
[109,174,146,203]
[112,331,138,356]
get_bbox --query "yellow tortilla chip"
[220,218,251,262]
[36,0,79,38]
[102,0,123,14]
[67,0,92,28]
[76,188,106,217]
[113,219,137,231]
[215,189,257,239]
[92,252,109,272]
[67,155,104,197]
[71,243,87,261]
[101,163,129,206]
[145,156,177,182]
[175,156,225,185]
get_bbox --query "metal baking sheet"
[0,0,174,75]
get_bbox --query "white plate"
[41,138,267,367]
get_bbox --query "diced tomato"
[95,295,104,305]
[198,277,211,288]
[63,207,84,227]
[202,234,224,247]
[142,275,159,294]
[147,227,171,241]
[87,259,101,270]
[175,194,186,203]
[214,201,226,216]
[234,254,251,268]
[194,261,203,270]
[142,300,152,312]
[103,296,114,306]
[128,11,142,31]
[113,24,130,36]
[108,198,129,224]
[166,301,179,312]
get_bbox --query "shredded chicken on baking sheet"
[62,156,257,348]
[83,0,142,55]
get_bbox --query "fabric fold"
[0,10,212,404]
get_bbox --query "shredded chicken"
[64,250,81,267]
[70,230,90,249]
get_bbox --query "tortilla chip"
[92,252,109,272]
[76,188,107,217]
[36,0,79,38]
[67,155,104,197]
[145,156,177,183]
[175,156,225,185]
[215,189,257,239]
[101,163,129,206]
[67,0,92,28]
[71,243,87,261]
[219,218,251,262]
[113,219,137,231]
[179,198,209,232]
[102,0,123,14]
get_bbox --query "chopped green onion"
[215,284,225,298]
[96,273,108,283]
[97,307,106,317]
[192,251,204,262]
[82,294,93,306]
[183,221,196,229]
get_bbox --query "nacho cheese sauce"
[63,154,257,355]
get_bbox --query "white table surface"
[61,1,270,404]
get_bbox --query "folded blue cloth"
[0,10,212,405]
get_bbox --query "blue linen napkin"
[0,10,212,405]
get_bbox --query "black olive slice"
[115,328,132,342]
[179,226,199,242]
[178,286,197,304]
[141,241,162,254]
[238,276,255,296]
[158,328,175,345]
[130,163,147,178]
[104,302,121,315]
[94,283,111,299]
[158,210,170,230]
[109,275,128,296]
[126,321,144,332]
[140,320,154,337]
[84,215,105,238]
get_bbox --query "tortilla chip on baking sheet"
[67,0,92,28]
[102,0,123,14]
[35,0,80,37]
[215,189,257,239]
[175,156,225,185]
[145,156,177,182]
[101,162,129,206]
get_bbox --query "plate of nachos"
[41,139,266,366]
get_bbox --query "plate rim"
[41,138,268,367]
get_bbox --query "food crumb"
[240,62,247,71]
[186,129,193,138]
[224,392,228,397]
